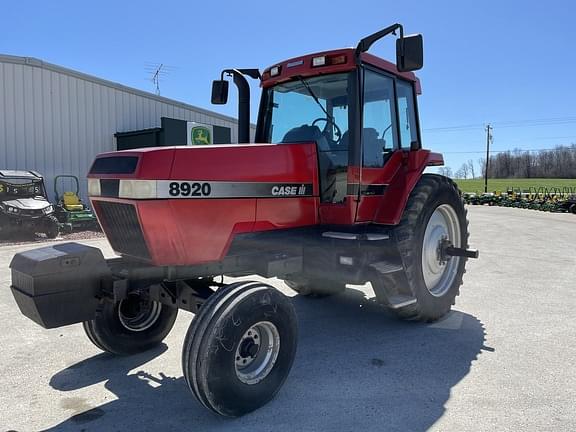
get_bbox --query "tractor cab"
[213,24,442,226]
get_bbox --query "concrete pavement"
[1,206,575,431]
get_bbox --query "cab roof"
[261,48,421,94]
[0,170,43,179]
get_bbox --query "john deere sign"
[187,122,213,145]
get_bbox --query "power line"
[423,115,576,133]
[441,146,576,154]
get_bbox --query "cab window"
[396,80,419,150]
[362,70,397,167]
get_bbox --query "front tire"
[43,215,60,239]
[377,174,469,322]
[182,281,298,417]
[83,294,178,355]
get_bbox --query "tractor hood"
[88,143,320,199]
[87,143,321,265]
[2,197,51,210]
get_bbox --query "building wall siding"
[0,56,255,201]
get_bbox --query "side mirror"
[211,80,229,104]
[396,34,423,72]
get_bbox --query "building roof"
[0,54,251,126]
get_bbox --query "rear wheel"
[83,294,178,355]
[283,277,345,297]
[182,281,298,417]
[375,174,468,322]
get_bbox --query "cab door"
[354,68,401,222]
[355,69,423,223]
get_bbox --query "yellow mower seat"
[63,192,84,211]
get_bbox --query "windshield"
[0,179,45,199]
[263,73,351,147]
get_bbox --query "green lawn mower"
[53,175,98,230]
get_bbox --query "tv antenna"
[145,63,176,95]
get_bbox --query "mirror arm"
[355,23,404,59]
[221,69,253,144]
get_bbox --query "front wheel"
[182,281,298,417]
[43,215,60,239]
[83,294,178,355]
[377,174,469,322]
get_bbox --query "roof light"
[312,56,326,67]
[329,54,347,65]
[270,66,281,77]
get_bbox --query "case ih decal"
[159,181,314,198]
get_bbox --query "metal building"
[0,54,253,201]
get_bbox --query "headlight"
[43,205,54,214]
[119,180,157,199]
[88,178,101,196]
[7,206,20,214]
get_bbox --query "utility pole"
[484,124,493,193]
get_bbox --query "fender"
[373,150,444,225]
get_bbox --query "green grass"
[454,178,576,193]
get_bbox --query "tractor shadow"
[45,288,488,432]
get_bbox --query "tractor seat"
[63,192,84,211]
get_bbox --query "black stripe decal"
[158,181,314,199]
[95,180,315,199]
[347,183,388,196]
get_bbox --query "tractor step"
[322,232,390,241]
[370,261,403,274]
[386,294,417,309]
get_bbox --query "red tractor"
[9,24,478,417]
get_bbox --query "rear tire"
[283,277,345,297]
[376,174,469,322]
[83,294,178,355]
[182,281,298,417]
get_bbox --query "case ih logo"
[271,184,308,196]
[191,127,211,145]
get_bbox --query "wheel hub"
[234,321,280,385]
[118,295,162,332]
[421,204,461,297]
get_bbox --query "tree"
[467,159,475,178]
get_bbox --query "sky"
[2,0,576,173]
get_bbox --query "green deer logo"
[191,126,211,145]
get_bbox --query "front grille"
[21,209,44,217]
[93,201,150,260]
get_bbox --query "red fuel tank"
[88,143,320,265]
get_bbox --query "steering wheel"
[312,117,342,145]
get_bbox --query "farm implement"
[8,24,478,417]
[463,187,576,213]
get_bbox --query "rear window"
[90,156,138,174]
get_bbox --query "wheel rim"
[234,321,280,385]
[118,295,162,332]
[421,204,461,297]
